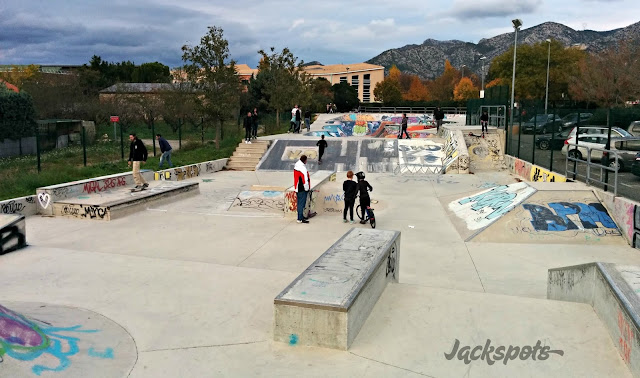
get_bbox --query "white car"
[562,133,610,161]
[568,126,631,139]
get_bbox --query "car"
[568,126,632,139]
[536,129,572,150]
[628,121,640,137]
[562,134,610,161]
[561,113,593,129]
[602,137,640,172]
[631,152,640,177]
[522,114,563,134]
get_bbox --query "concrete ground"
[2,117,639,377]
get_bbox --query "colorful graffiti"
[312,113,435,138]
[0,304,114,375]
[530,166,566,183]
[449,183,537,231]
[522,202,618,233]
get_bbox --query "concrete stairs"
[225,140,271,171]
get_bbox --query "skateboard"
[131,187,147,193]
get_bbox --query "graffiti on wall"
[231,191,285,212]
[83,177,127,194]
[1,200,25,214]
[281,147,318,161]
[37,193,51,210]
[174,165,200,181]
[0,304,115,375]
[522,202,619,236]
[0,218,26,255]
[449,182,537,230]
[514,158,531,178]
[530,166,566,183]
[57,204,109,220]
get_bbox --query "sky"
[1,0,638,69]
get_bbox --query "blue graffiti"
[458,185,517,220]
[324,193,344,204]
[524,202,617,231]
[289,334,298,345]
[87,347,114,359]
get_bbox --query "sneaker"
[301,219,309,223]
[133,185,141,189]
[297,220,302,224]
[248,141,252,144]
[350,220,355,224]
[360,220,367,224]
[343,219,348,223]
[142,183,149,188]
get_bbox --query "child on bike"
[355,171,373,224]
[343,171,358,224]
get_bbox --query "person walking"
[399,113,411,139]
[342,171,357,224]
[480,110,489,137]
[434,107,445,132]
[304,109,311,132]
[316,135,328,163]
[252,108,259,139]
[156,134,173,169]
[295,105,302,133]
[128,133,148,190]
[243,111,253,143]
[293,155,311,224]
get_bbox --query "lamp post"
[545,39,551,114]
[480,56,486,90]
[461,65,466,78]
[509,19,522,129]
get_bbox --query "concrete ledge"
[36,170,154,215]
[0,195,37,216]
[284,170,336,218]
[274,228,400,349]
[548,262,640,375]
[154,158,228,181]
[504,155,567,183]
[442,128,469,174]
[0,214,26,254]
[52,182,199,221]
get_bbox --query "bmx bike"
[356,199,376,229]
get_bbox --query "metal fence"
[357,106,466,115]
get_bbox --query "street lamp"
[461,65,466,78]
[479,56,486,90]
[509,19,522,129]
[545,39,551,114]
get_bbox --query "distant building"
[303,63,384,103]
[0,65,81,75]
[98,83,178,102]
[0,80,19,93]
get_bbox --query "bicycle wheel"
[356,205,364,220]
[369,210,376,228]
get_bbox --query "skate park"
[2,113,640,377]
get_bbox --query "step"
[232,152,265,158]
[228,157,262,164]
[226,162,257,170]
[236,146,268,152]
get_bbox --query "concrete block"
[284,170,335,218]
[0,195,37,216]
[154,158,228,181]
[274,228,400,349]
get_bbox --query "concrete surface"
[0,213,26,254]
[3,135,640,376]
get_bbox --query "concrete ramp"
[468,189,626,244]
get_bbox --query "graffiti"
[324,193,344,204]
[83,206,108,220]
[0,224,26,255]
[25,197,35,204]
[1,201,25,214]
[37,193,50,209]
[530,166,566,183]
[386,243,397,279]
[617,309,634,364]
[233,198,284,212]
[285,191,298,212]
[522,202,618,233]
[51,187,75,198]
[514,159,531,178]
[449,183,536,231]
[174,165,200,181]
[323,208,342,213]
[83,177,127,194]
[61,205,80,217]
[0,304,114,375]
[205,162,215,172]
[633,205,640,249]
[282,147,318,161]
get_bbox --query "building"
[303,63,384,103]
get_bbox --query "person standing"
[316,135,328,163]
[342,171,357,224]
[243,111,253,144]
[156,134,173,169]
[252,108,259,139]
[355,171,373,224]
[295,105,302,133]
[480,110,489,136]
[399,113,411,139]
[304,109,311,132]
[128,133,148,190]
[293,155,311,224]
[434,107,445,132]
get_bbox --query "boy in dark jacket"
[316,135,328,163]
[343,171,358,224]
[355,171,373,224]
[243,111,253,143]
[480,110,489,136]
[156,134,173,169]
[128,133,148,189]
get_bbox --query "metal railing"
[358,106,466,115]
[564,143,618,196]
[470,105,507,128]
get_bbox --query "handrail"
[564,143,618,196]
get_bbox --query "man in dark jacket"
[434,107,445,132]
[244,111,253,144]
[480,110,489,136]
[252,108,259,139]
[128,133,148,189]
[156,134,173,169]
[399,113,411,139]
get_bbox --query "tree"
[488,40,585,101]
[428,60,459,102]
[374,78,402,105]
[404,76,430,101]
[0,64,40,89]
[132,62,172,83]
[453,77,479,101]
[0,88,37,141]
[257,47,305,130]
[332,82,359,112]
[182,26,241,148]
[309,77,333,113]
[569,41,640,108]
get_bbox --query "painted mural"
[306,113,438,138]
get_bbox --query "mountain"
[366,21,640,79]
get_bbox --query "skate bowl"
[274,228,400,350]
[0,214,26,254]
[548,263,640,375]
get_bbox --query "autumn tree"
[453,77,479,101]
[374,78,402,105]
[569,41,640,108]
[0,64,40,89]
[404,76,430,101]
[182,26,241,148]
[428,60,459,102]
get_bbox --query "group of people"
[293,153,372,225]
[126,133,175,191]
[289,104,312,133]
[326,103,336,114]
[243,108,260,143]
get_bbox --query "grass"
[0,133,242,201]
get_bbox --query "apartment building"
[303,63,384,103]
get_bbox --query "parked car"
[561,134,610,161]
[522,114,563,134]
[628,121,640,136]
[561,133,638,171]
[536,129,572,150]
[631,152,640,177]
[568,126,632,139]
[603,137,640,171]
[561,113,593,129]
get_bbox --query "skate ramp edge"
[284,170,336,218]
[442,128,469,174]
[549,262,640,374]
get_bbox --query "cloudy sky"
[1,0,638,69]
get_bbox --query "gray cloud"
[446,0,543,20]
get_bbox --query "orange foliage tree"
[404,76,430,101]
[453,77,479,101]
[428,60,459,101]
